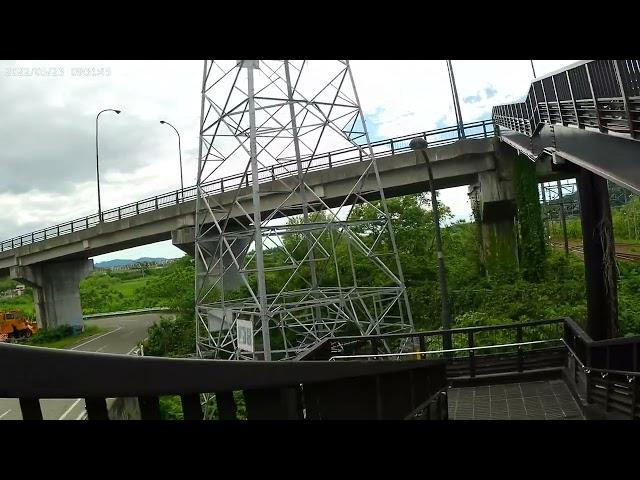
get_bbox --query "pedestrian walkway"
[448,380,584,420]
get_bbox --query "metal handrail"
[297,317,566,361]
[0,119,494,253]
[329,338,563,361]
[492,59,640,140]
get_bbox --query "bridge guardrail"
[82,307,171,320]
[0,119,494,253]
[492,60,639,140]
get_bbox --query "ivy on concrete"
[513,155,546,282]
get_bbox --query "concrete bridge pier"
[10,258,93,331]
[172,226,250,294]
[469,158,519,280]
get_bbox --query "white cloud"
[0,59,579,259]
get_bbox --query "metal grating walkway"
[448,380,584,420]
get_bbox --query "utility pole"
[410,137,452,354]
[530,60,537,78]
[557,180,569,255]
[446,60,465,139]
[95,108,121,222]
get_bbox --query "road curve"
[0,312,173,420]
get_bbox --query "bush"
[27,325,76,345]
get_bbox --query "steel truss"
[195,60,413,364]
[540,178,636,223]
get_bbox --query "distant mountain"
[95,257,169,269]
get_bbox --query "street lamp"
[446,60,465,139]
[96,109,121,222]
[409,137,452,354]
[160,120,184,200]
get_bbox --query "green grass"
[25,324,106,349]
[0,296,35,317]
[111,277,149,297]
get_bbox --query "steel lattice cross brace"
[540,179,636,222]
[194,60,413,363]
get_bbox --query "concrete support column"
[576,167,619,340]
[469,158,519,280]
[10,258,93,330]
[172,226,250,293]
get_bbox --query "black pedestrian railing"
[564,318,640,419]
[299,318,567,379]
[301,317,640,419]
[0,120,494,254]
[3,316,639,420]
[0,341,447,420]
[492,60,640,140]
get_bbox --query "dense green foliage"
[550,196,640,243]
[0,294,35,318]
[619,262,640,336]
[25,324,104,349]
[140,257,195,357]
[513,156,546,281]
[158,391,248,420]
[3,189,640,420]
[78,259,193,315]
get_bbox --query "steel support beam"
[576,167,619,340]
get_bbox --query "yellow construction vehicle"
[0,309,38,339]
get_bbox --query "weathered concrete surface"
[469,143,519,278]
[174,226,251,293]
[10,258,93,329]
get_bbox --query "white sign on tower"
[236,319,254,352]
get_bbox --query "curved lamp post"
[409,137,452,354]
[160,120,184,200]
[96,108,121,222]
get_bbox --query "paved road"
[0,312,171,420]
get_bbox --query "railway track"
[551,242,640,263]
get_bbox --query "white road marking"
[0,409,12,419]
[51,319,151,420]
[95,346,106,352]
[69,327,123,351]
[58,398,83,420]
[59,328,122,419]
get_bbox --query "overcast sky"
[0,59,576,262]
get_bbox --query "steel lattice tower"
[195,60,413,361]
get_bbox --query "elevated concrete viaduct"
[0,135,571,328]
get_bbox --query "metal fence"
[493,60,640,139]
[299,318,567,379]
[302,316,640,420]
[0,341,447,420]
[0,119,494,253]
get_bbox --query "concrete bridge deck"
[0,134,501,277]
